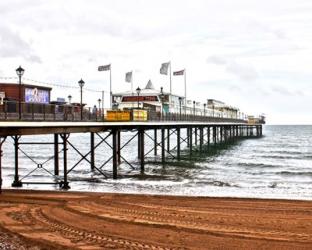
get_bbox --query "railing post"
[4,101,7,120]
[54,104,56,121]
[32,103,34,120]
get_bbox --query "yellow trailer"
[132,109,148,121]
[106,110,131,121]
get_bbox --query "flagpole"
[184,68,186,114]
[131,71,133,94]
[102,90,104,111]
[169,61,172,95]
[110,64,112,109]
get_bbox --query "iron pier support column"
[112,129,118,179]
[139,129,145,174]
[12,135,22,187]
[230,126,233,142]
[236,126,239,139]
[167,129,170,153]
[220,126,223,144]
[207,127,210,150]
[177,128,181,160]
[138,130,141,159]
[0,137,6,193]
[195,127,198,146]
[117,130,121,165]
[187,127,190,147]
[154,129,157,156]
[90,132,95,171]
[161,128,165,164]
[199,127,203,153]
[213,126,217,147]
[54,134,59,175]
[60,134,70,189]
[189,127,193,157]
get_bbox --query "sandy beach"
[0,190,311,249]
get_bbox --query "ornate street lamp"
[68,95,72,104]
[16,66,25,120]
[78,79,85,120]
[178,97,182,120]
[98,98,101,117]
[193,101,196,116]
[136,87,141,109]
[204,103,207,116]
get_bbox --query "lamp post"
[16,66,25,120]
[193,101,195,117]
[98,98,101,117]
[178,97,182,120]
[68,95,72,104]
[204,103,206,116]
[160,87,165,120]
[212,104,215,117]
[136,87,141,109]
[78,79,85,121]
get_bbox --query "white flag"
[125,71,132,83]
[160,62,170,75]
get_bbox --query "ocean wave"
[279,171,312,177]
[236,162,280,168]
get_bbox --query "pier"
[0,121,262,191]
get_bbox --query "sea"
[2,125,312,200]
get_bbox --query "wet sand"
[0,190,312,249]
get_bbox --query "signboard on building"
[25,88,49,103]
[122,96,159,102]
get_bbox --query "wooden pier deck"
[0,121,262,191]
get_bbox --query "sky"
[0,0,312,124]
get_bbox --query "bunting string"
[0,76,107,93]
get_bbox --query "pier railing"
[0,100,247,123]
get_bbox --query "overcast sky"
[0,0,312,124]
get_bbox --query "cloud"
[270,86,305,97]
[206,55,258,81]
[0,25,41,63]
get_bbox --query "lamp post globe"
[136,87,141,109]
[78,79,85,120]
[16,66,25,120]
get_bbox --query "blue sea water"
[2,125,312,200]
